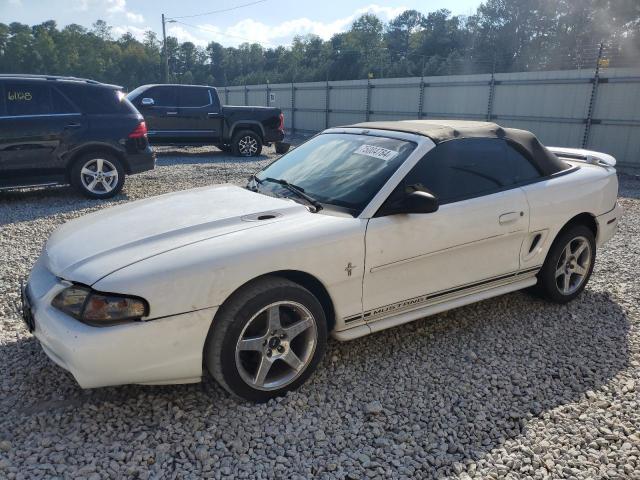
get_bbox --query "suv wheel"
[205,276,327,402]
[536,224,596,303]
[232,130,262,157]
[71,152,125,199]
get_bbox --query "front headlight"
[52,285,149,326]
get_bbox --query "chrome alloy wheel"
[555,235,592,295]
[80,158,119,194]
[238,135,259,156]
[235,301,318,391]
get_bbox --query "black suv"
[0,74,155,199]
[127,84,289,156]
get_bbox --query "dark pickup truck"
[126,84,289,157]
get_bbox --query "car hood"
[44,184,308,285]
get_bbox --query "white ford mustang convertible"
[22,120,621,401]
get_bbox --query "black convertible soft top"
[348,120,568,176]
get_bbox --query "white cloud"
[75,0,144,24]
[8,0,23,6]
[166,25,207,45]
[106,0,126,13]
[112,25,151,40]
[125,11,144,23]
[167,3,408,47]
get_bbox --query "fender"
[227,120,266,140]
[63,141,128,172]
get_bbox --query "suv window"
[5,82,51,116]
[147,86,177,107]
[51,88,78,114]
[400,138,541,204]
[57,84,134,114]
[179,87,210,108]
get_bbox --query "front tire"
[70,151,125,199]
[205,277,327,402]
[536,224,596,303]
[232,130,262,157]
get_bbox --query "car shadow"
[0,186,131,225]
[155,150,272,167]
[0,289,630,476]
[619,173,640,200]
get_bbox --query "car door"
[362,138,538,322]
[136,86,178,143]
[176,86,223,143]
[0,81,82,182]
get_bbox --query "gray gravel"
[1,145,639,479]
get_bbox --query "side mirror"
[141,97,155,107]
[382,190,439,216]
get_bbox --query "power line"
[171,19,267,46]
[168,0,268,20]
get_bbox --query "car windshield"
[254,133,415,214]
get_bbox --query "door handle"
[207,112,220,118]
[64,123,82,129]
[166,111,178,116]
[499,211,523,225]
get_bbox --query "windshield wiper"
[263,177,323,212]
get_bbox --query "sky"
[1,0,482,48]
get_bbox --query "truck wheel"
[232,130,262,157]
[536,224,596,303]
[205,276,327,402]
[275,142,290,155]
[70,151,125,199]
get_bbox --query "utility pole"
[161,14,169,83]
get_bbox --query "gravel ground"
[0,145,639,479]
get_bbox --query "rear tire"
[205,276,327,402]
[232,130,262,157]
[536,224,596,303]
[70,151,125,199]
[275,142,290,154]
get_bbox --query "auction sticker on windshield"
[354,144,399,161]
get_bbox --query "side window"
[57,85,131,114]
[403,138,510,203]
[51,88,78,114]
[148,86,177,107]
[505,142,541,183]
[398,138,541,205]
[209,89,221,112]
[5,83,51,116]
[179,87,211,108]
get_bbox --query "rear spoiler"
[547,146,616,167]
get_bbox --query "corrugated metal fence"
[221,67,640,171]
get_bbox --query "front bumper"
[23,256,216,388]
[596,202,622,247]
